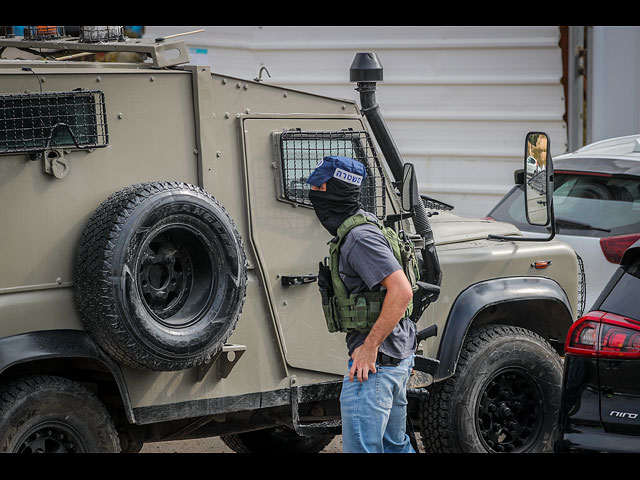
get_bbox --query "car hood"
[430,211,521,245]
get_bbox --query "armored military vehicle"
[0,26,581,453]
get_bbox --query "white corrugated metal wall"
[145,26,567,219]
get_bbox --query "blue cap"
[306,156,367,188]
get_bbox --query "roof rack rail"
[0,34,191,68]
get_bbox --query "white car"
[488,134,640,312]
[527,155,539,176]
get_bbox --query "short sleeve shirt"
[339,211,416,359]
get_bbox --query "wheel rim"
[476,367,544,453]
[138,233,195,322]
[136,224,218,329]
[14,422,87,453]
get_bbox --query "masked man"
[306,155,416,453]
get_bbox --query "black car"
[556,240,640,453]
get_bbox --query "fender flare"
[0,329,135,423]
[435,276,574,381]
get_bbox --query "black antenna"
[21,67,43,93]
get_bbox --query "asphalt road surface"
[140,433,427,453]
[140,435,343,453]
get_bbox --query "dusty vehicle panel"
[427,233,577,349]
[0,29,580,453]
[0,68,198,316]
[0,56,363,419]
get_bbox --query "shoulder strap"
[336,213,406,267]
[328,214,378,301]
[335,213,381,248]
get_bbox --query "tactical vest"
[319,214,420,333]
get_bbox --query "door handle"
[281,274,317,286]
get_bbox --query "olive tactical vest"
[320,214,420,333]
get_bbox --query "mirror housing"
[514,169,524,185]
[524,132,551,226]
[489,131,555,242]
[385,162,420,228]
[401,162,419,213]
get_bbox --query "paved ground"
[140,434,343,453]
[140,433,425,453]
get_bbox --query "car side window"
[553,174,640,231]
[276,129,386,218]
[497,173,640,236]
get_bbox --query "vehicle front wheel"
[419,325,562,453]
[0,375,121,453]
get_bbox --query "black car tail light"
[600,234,640,264]
[566,311,640,358]
[566,312,604,356]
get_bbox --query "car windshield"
[490,172,640,237]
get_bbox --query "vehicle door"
[240,116,390,375]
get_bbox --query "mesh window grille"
[0,90,108,154]
[278,130,387,219]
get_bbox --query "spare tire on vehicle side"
[75,181,247,371]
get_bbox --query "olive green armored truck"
[0,27,580,453]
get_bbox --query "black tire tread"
[75,181,248,371]
[419,324,560,453]
[0,375,120,453]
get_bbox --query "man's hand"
[348,269,413,383]
[348,342,379,383]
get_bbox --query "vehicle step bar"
[289,377,342,436]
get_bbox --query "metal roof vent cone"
[23,26,65,40]
[350,52,383,83]
[79,26,125,43]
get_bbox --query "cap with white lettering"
[306,156,367,188]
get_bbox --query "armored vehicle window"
[278,130,386,218]
[0,90,108,154]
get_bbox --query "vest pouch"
[352,293,380,332]
[323,295,341,333]
[332,291,384,333]
[322,214,421,334]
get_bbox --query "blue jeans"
[340,354,415,453]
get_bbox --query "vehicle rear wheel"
[220,426,335,453]
[419,325,562,453]
[0,375,120,453]
[75,181,247,371]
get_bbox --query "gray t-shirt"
[339,211,416,359]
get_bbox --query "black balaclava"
[308,178,363,236]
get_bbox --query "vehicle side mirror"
[489,131,556,242]
[524,132,552,226]
[514,169,524,185]
[401,162,419,213]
